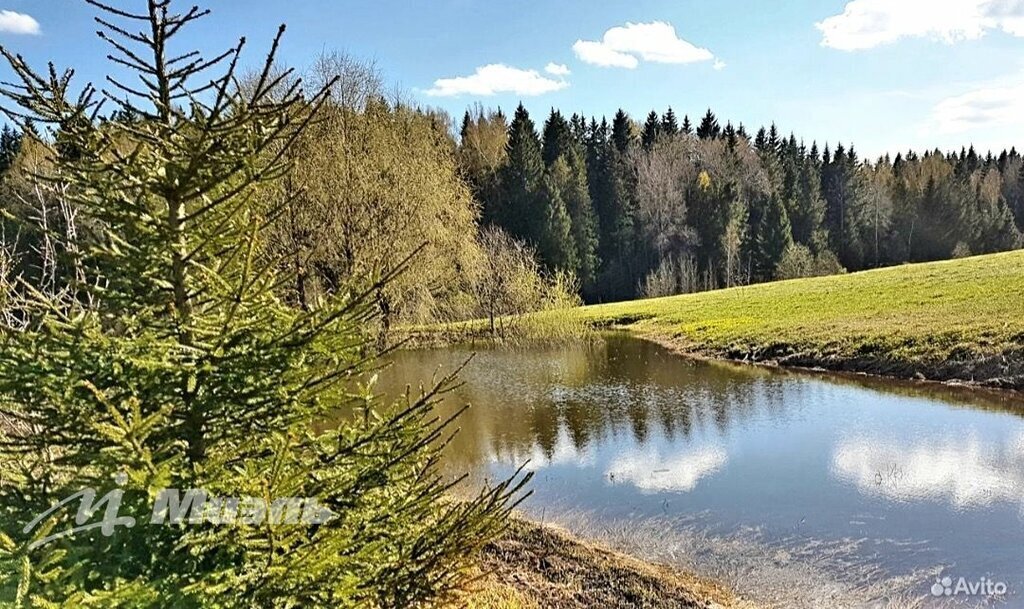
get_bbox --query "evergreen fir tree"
[696,108,720,140]
[1014,162,1024,230]
[1003,149,1021,229]
[790,157,827,249]
[968,176,1022,253]
[661,107,679,135]
[538,157,578,271]
[754,127,769,153]
[767,123,780,155]
[823,143,852,254]
[754,194,793,279]
[584,117,610,215]
[460,109,472,141]
[0,4,527,605]
[917,175,964,260]
[569,112,588,143]
[562,147,600,292]
[584,118,607,180]
[681,114,693,135]
[611,109,634,153]
[499,103,545,240]
[821,143,873,268]
[542,108,573,167]
[723,122,738,152]
[591,111,638,300]
[0,124,21,175]
[542,114,599,289]
[641,110,662,151]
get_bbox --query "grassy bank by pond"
[580,250,1024,389]
[407,250,1024,390]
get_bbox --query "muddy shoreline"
[398,323,1024,397]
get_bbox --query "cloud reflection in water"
[606,445,728,493]
[832,432,1024,510]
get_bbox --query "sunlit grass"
[573,250,1024,383]
[412,250,1024,385]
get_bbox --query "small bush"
[776,244,847,280]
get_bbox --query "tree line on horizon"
[460,104,1024,302]
[3,66,1022,331]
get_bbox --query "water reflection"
[606,444,728,493]
[382,335,777,473]
[379,334,1024,604]
[832,431,1024,510]
[488,426,592,473]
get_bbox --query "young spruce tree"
[0,1,526,607]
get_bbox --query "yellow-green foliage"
[271,67,483,325]
[575,250,1024,381]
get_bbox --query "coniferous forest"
[461,105,1024,303]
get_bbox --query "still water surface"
[381,335,1024,608]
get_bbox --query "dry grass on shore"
[460,519,747,609]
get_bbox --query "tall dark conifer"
[542,109,573,167]
[498,104,545,241]
[0,124,22,175]
[681,115,693,135]
[538,157,577,271]
[790,158,827,249]
[754,194,793,279]
[562,147,600,292]
[696,109,720,140]
[661,107,679,136]
[1014,162,1024,230]
[641,111,662,151]
[611,109,633,153]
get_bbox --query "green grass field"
[575,250,1024,387]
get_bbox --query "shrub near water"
[0,1,525,606]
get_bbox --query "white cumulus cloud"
[573,40,639,68]
[0,10,40,35]
[424,64,568,97]
[573,21,715,69]
[545,62,571,77]
[713,59,727,71]
[930,80,1024,134]
[817,0,1024,51]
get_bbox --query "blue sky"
[4,0,1024,158]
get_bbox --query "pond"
[380,334,1024,608]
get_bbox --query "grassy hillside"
[577,250,1024,388]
